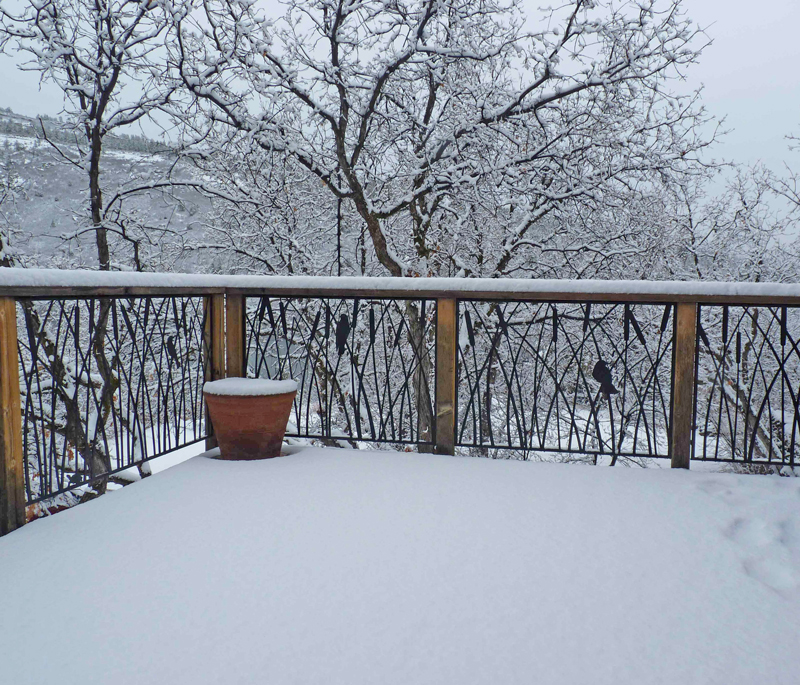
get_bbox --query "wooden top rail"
[1,267,800,304]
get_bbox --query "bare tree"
[0,0,196,501]
[0,0,197,270]
[165,0,712,279]
[182,141,340,275]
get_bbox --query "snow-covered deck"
[2,448,799,684]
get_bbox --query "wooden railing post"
[226,293,246,378]
[435,298,457,455]
[204,294,227,450]
[671,302,698,469]
[0,297,25,535]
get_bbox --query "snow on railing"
[2,267,800,302]
[1,268,799,535]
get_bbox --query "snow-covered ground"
[2,448,799,684]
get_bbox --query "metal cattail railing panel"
[16,296,209,503]
[694,304,800,465]
[245,296,436,447]
[456,301,675,462]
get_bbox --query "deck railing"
[2,269,799,535]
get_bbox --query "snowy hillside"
[0,108,165,154]
[1,447,798,684]
[0,114,209,267]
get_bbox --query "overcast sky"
[676,0,800,171]
[1,0,798,172]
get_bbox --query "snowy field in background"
[2,448,799,685]
[0,134,209,267]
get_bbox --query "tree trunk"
[88,127,110,272]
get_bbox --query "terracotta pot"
[203,378,297,460]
